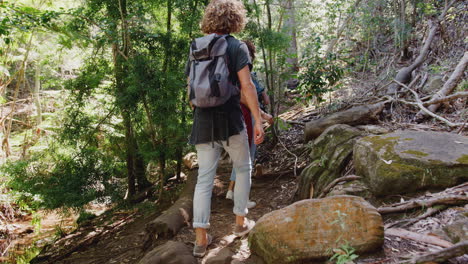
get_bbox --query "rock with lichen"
[248,195,384,264]
[354,130,468,196]
[296,124,366,200]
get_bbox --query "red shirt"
[241,104,252,145]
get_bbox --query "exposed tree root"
[411,241,468,264]
[317,175,362,198]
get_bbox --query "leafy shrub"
[298,38,344,103]
[76,211,97,225]
[330,244,359,264]
[2,145,125,210]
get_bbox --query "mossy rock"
[310,124,362,160]
[354,131,468,196]
[297,124,363,200]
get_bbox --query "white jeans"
[230,117,256,181]
[193,129,252,229]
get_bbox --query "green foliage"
[0,1,62,44]
[275,117,291,132]
[329,244,359,264]
[76,210,97,225]
[416,1,438,16]
[298,38,344,103]
[2,144,125,209]
[15,245,41,264]
[460,80,468,91]
[53,224,68,239]
[31,211,42,233]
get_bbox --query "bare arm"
[238,66,265,144]
[262,90,270,106]
[260,109,273,125]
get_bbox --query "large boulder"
[249,195,384,264]
[296,124,365,200]
[354,131,468,196]
[138,241,197,264]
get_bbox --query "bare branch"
[418,51,468,117]
[386,228,453,248]
[378,194,468,214]
[393,80,464,127]
[423,91,468,106]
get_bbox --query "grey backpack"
[189,34,239,108]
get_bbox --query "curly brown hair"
[243,40,256,62]
[201,0,247,34]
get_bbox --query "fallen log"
[416,51,468,119]
[145,170,197,240]
[386,228,453,248]
[378,195,468,215]
[304,101,388,142]
[411,241,468,264]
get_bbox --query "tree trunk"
[284,0,298,73]
[253,0,271,98]
[2,33,34,158]
[400,0,411,59]
[122,112,136,199]
[113,0,138,200]
[135,147,151,192]
[265,0,278,145]
[34,64,42,125]
[386,21,438,94]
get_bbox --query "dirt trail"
[24,158,298,264]
[172,162,298,263]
